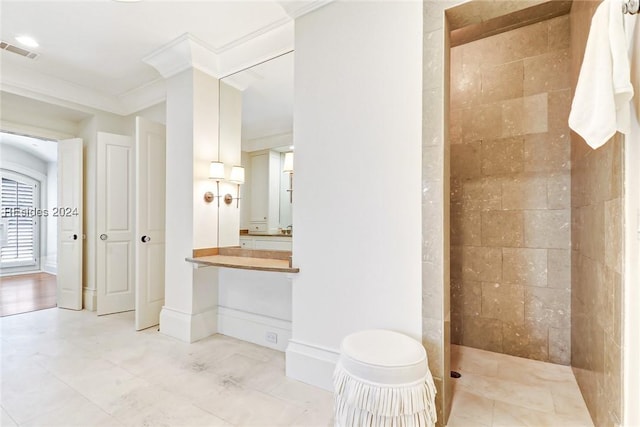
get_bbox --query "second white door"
[97,132,135,315]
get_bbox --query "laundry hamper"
[333,329,437,427]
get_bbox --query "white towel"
[568,0,635,149]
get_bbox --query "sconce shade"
[283,152,294,173]
[229,166,245,184]
[209,161,225,180]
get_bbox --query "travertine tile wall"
[449,16,572,364]
[570,1,624,425]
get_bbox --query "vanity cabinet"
[240,235,292,251]
[249,150,281,234]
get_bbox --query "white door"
[57,138,83,310]
[96,132,135,315]
[135,117,166,330]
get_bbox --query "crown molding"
[142,33,222,80]
[1,1,328,118]
[277,0,334,19]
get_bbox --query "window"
[1,171,39,270]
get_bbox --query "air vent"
[0,41,39,59]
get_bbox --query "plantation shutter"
[1,176,37,267]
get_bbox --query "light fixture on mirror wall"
[283,152,293,203]
[224,166,245,208]
[205,161,226,206]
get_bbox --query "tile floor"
[1,308,594,426]
[449,345,594,426]
[1,308,333,426]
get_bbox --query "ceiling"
[0,132,58,163]
[0,0,326,121]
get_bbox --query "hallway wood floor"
[0,272,56,317]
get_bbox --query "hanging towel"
[568,0,635,149]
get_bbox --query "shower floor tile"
[449,345,593,426]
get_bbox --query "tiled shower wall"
[570,1,624,425]
[449,16,572,364]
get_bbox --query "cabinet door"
[250,153,268,222]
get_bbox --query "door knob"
[100,234,108,241]
[72,234,78,240]
[141,235,151,243]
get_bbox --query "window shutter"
[1,176,37,266]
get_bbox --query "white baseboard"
[83,288,97,311]
[42,262,57,275]
[286,339,340,391]
[159,306,218,343]
[217,306,291,352]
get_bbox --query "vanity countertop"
[245,233,292,238]
[185,247,298,273]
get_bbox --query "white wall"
[218,269,292,351]
[287,0,423,390]
[624,13,639,427]
[44,161,57,274]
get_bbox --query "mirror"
[220,52,294,237]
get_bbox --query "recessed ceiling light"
[15,35,38,48]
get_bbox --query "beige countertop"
[185,247,298,273]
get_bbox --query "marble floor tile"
[1,406,17,427]
[0,308,327,427]
[449,345,593,426]
[20,394,121,427]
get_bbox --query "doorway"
[0,132,58,316]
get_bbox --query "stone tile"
[451,142,481,179]
[461,178,502,211]
[604,198,623,274]
[462,315,503,353]
[450,108,463,144]
[524,209,571,249]
[451,209,481,246]
[423,261,444,318]
[451,66,482,110]
[481,210,523,247]
[501,174,547,210]
[455,371,555,414]
[481,137,524,176]
[523,93,549,135]
[525,287,571,329]
[547,248,571,289]
[467,19,549,66]
[451,245,463,280]
[460,281,482,316]
[502,247,547,286]
[451,312,463,345]
[423,317,444,375]
[524,49,571,95]
[462,103,502,142]
[461,246,502,282]
[481,282,525,325]
[548,15,571,51]
[423,86,444,147]
[448,389,494,427]
[480,60,523,103]
[549,327,571,365]
[547,89,572,136]
[524,132,570,173]
[424,29,444,90]
[603,337,622,425]
[501,98,524,138]
[501,322,549,362]
[547,172,571,209]
[423,145,443,182]
[493,400,592,427]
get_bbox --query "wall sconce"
[283,152,293,203]
[206,161,226,206]
[225,165,245,208]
